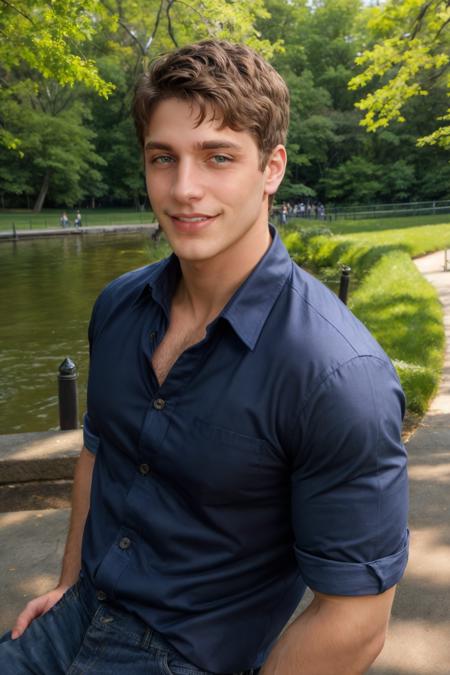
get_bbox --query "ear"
[263,145,287,197]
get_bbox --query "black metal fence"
[329,199,450,221]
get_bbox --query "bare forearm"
[58,446,95,589]
[261,589,394,675]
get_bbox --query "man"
[1,40,408,674]
[59,212,69,228]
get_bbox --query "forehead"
[144,97,258,150]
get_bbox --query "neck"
[175,222,272,325]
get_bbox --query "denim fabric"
[0,577,260,675]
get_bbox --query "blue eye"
[153,155,174,164]
[212,155,231,164]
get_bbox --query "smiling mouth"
[171,214,216,223]
[169,213,218,232]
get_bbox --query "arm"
[260,587,395,675]
[277,357,408,673]
[11,445,95,638]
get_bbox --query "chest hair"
[151,322,207,387]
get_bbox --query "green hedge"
[283,230,445,415]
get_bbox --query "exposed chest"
[151,321,207,387]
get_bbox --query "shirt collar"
[220,225,293,349]
[145,225,293,350]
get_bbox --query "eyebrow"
[144,140,243,152]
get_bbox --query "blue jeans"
[0,576,260,675]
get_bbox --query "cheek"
[146,173,165,204]
[215,172,264,207]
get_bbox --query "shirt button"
[96,590,107,601]
[119,537,131,550]
[139,463,150,475]
[149,331,156,340]
[153,398,166,410]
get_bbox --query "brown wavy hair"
[132,40,290,172]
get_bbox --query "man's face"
[144,98,283,266]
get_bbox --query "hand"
[11,586,69,639]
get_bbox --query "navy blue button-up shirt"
[82,226,408,673]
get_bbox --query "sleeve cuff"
[82,412,100,454]
[294,530,409,595]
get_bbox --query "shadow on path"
[370,251,450,674]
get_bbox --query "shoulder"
[275,261,392,373]
[89,257,168,336]
[100,257,166,301]
[264,262,403,434]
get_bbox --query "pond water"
[0,233,166,434]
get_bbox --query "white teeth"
[176,216,209,222]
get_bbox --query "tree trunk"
[33,170,51,213]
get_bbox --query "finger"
[11,599,42,639]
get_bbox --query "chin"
[172,246,219,263]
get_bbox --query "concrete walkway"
[0,430,81,630]
[369,250,450,674]
[1,249,450,673]
[0,223,158,241]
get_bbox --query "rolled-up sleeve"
[292,355,409,595]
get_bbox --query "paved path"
[0,223,158,241]
[370,250,450,674]
[1,250,450,673]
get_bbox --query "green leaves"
[348,0,450,148]
[1,0,449,210]
[1,0,282,208]
[0,0,116,96]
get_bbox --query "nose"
[171,158,204,203]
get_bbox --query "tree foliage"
[1,0,278,209]
[1,0,449,211]
[349,0,450,148]
[0,0,115,84]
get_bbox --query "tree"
[0,0,115,149]
[320,155,384,203]
[257,0,367,203]
[1,0,281,210]
[349,0,450,148]
[0,89,106,210]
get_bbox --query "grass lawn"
[0,208,156,231]
[343,224,450,258]
[327,213,450,234]
[283,214,450,417]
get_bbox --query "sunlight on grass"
[350,252,444,414]
[345,224,450,258]
[283,219,448,416]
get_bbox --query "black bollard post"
[12,223,18,240]
[58,357,79,430]
[338,265,351,305]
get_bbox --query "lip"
[169,213,218,234]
